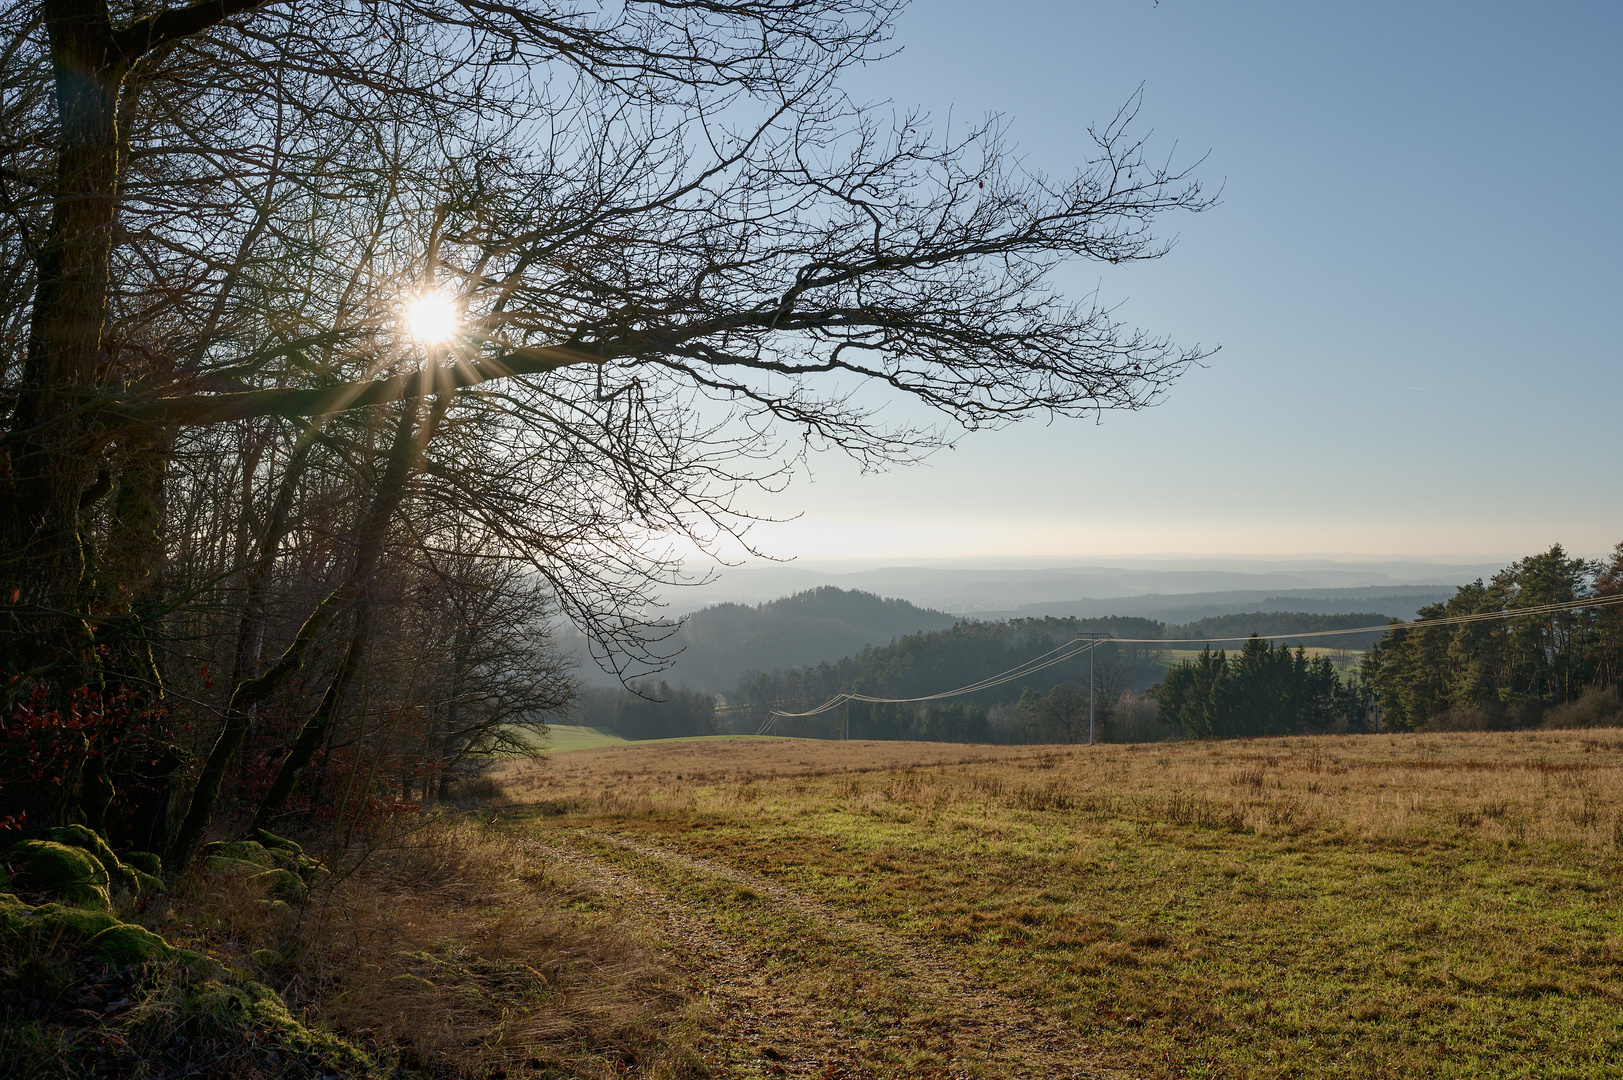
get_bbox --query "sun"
[403,290,459,345]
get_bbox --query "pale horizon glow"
[708,514,1616,569]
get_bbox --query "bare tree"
[1,0,1212,841]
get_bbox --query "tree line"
[578,682,719,742]
[654,610,1406,745]
[1359,543,1623,731]
[1152,638,1373,738]
[567,543,1623,745]
[1166,611,1390,650]
[1148,543,1623,739]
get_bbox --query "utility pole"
[1081,632,1109,746]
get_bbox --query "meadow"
[497,729,1623,1079]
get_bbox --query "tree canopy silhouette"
[1,0,1211,848]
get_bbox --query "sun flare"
[403,290,459,345]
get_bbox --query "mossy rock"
[249,832,330,887]
[8,840,112,910]
[250,947,282,967]
[204,836,327,892]
[201,840,277,868]
[89,922,174,964]
[290,856,328,890]
[203,857,308,902]
[203,854,270,879]
[185,978,384,1076]
[0,891,121,946]
[175,947,228,980]
[5,890,385,1079]
[1,894,169,963]
[122,850,162,877]
[43,825,148,896]
[45,824,118,868]
[0,891,26,920]
[251,828,305,857]
[21,901,123,941]
[258,898,293,921]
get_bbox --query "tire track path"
[526,827,1129,1080]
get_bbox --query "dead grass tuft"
[137,818,705,1079]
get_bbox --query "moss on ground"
[8,841,112,909]
[203,837,327,894]
[0,827,379,1078]
[1,888,385,1078]
[46,825,139,893]
[122,850,162,877]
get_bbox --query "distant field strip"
[537,724,629,751]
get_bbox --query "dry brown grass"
[497,729,1623,851]
[495,729,1623,1078]
[139,819,707,1078]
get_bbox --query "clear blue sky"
[723,1,1622,565]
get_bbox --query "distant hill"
[726,609,1406,737]
[979,586,1455,623]
[565,585,1444,691]
[728,615,1169,739]
[568,586,960,690]
[649,561,1505,615]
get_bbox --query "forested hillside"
[572,560,1623,745]
[1362,543,1623,731]
[568,586,958,689]
[724,610,1394,740]
[1150,543,1623,739]
[728,616,1168,742]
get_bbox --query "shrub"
[1541,687,1623,730]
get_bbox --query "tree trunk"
[1,0,129,684]
[167,585,346,868]
[97,429,184,847]
[251,395,443,831]
[437,627,471,800]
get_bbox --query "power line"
[768,635,1110,720]
[760,592,1623,726]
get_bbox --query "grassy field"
[540,723,631,750]
[496,730,1623,1078]
[535,726,809,752]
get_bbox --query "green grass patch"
[513,731,1623,1078]
[534,724,629,751]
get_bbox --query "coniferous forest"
[1359,543,1623,731]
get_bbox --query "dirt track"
[525,827,1126,1080]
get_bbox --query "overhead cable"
[763,592,1623,722]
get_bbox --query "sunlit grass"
[537,724,629,751]
[501,730,1623,1078]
